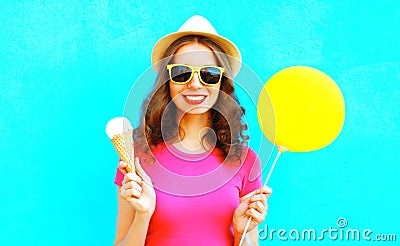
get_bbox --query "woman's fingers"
[118,161,129,174]
[121,187,141,199]
[245,186,272,224]
[120,158,152,202]
[123,180,143,192]
[247,186,272,206]
[248,188,270,214]
[259,186,272,198]
[247,199,267,224]
[250,194,267,204]
[121,178,143,199]
[247,207,266,224]
[118,161,127,174]
[122,172,142,185]
[249,200,267,214]
[240,189,257,203]
[240,186,272,203]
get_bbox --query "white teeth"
[186,95,205,101]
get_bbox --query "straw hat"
[151,15,242,77]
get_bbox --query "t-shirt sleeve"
[239,148,263,197]
[114,168,124,186]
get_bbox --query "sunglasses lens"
[200,67,222,84]
[170,65,192,83]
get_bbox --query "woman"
[114,15,272,246]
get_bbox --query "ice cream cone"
[110,129,134,173]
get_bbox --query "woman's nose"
[187,72,203,88]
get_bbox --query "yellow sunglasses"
[167,64,225,85]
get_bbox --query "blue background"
[1,0,399,245]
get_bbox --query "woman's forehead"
[173,43,217,66]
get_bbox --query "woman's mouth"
[183,95,207,104]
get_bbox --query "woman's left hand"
[232,186,272,235]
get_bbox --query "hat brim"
[151,31,242,77]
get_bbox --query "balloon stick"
[238,146,286,246]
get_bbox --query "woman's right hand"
[119,158,156,217]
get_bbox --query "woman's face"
[169,43,221,115]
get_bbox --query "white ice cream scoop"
[106,117,133,139]
[106,117,134,173]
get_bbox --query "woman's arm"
[232,186,272,246]
[114,158,156,246]
[233,225,259,246]
[248,227,259,245]
[114,187,135,245]
[114,187,152,246]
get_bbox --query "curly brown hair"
[133,35,249,161]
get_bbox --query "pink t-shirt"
[114,143,262,245]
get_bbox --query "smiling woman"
[113,15,272,246]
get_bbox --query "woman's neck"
[174,111,213,153]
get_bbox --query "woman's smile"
[182,93,207,104]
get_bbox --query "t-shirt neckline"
[167,143,215,161]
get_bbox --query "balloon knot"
[277,145,288,152]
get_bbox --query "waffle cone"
[111,130,134,172]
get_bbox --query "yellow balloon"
[257,66,345,152]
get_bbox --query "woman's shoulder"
[241,145,259,163]
[239,146,262,177]
[241,146,263,183]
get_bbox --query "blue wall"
[1,1,399,245]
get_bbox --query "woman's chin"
[182,106,212,115]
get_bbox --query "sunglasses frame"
[166,64,225,85]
